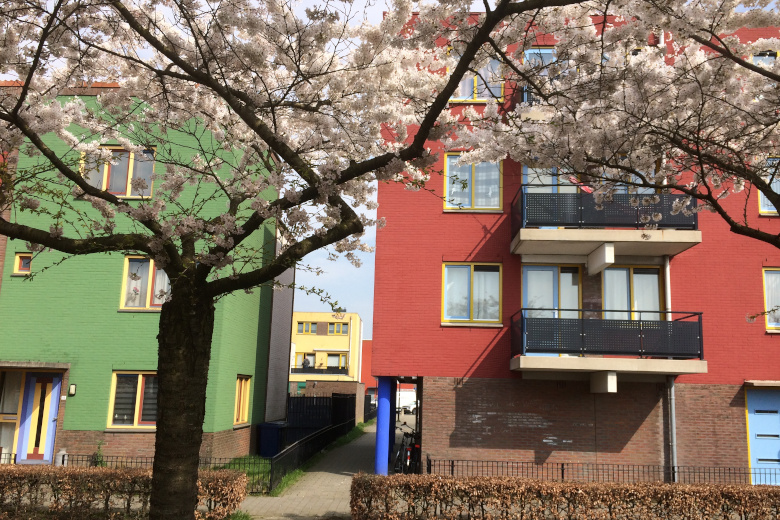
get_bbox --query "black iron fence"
[427,459,780,485]
[291,366,349,375]
[511,309,703,359]
[511,189,697,236]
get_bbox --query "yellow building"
[289,311,363,394]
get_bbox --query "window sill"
[759,212,779,217]
[10,273,31,277]
[441,322,504,328]
[766,329,780,334]
[117,308,162,313]
[443,209,503,214]
[233,423,251,430]
[104,428,156,433]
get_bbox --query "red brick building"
[370,26,780,479]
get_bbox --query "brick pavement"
[240,422,377,519]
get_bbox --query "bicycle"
[393,423,421,474]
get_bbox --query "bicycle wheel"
[393,447,404,473]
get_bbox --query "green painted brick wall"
[0,96,278,435]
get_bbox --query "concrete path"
[240,422,377,519]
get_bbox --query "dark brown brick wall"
[302,381,366,422]
[674,383,748,467]
[422,377,666,465]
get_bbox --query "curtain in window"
[84,161,104,189]
[125,259,150,307]
[108,151,130,194]
[113,375,138,425]
[766,271,780,326]
[525,268,555,318]
[476,60,501,98]
[130,150,155,196]
[604,268,631,320]
[472,266,500,320]
[0,372,22,415]
[447,156,472,208]
[633,269,661,320]
[474,162,500,208]
[327,354,341,367]
[444,266,470,319]
[151,268,170,306]
[559,268,580,319]
[140,376,158,423]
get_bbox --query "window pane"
[474,162,500,208]
[458,76,474,99]
[327,354,340,367]
[559,268,580,319]
[0,372,22,414]
[446,156,472,208]
[130,151,155,196]
[19,256,31,271]
[473,266,500,321]
[297,323,303,334]
[150,267,170,306]
[113,375,138,425]
[84,158,103,189]
[525,167,556,193]
[444,266,471,319]
[604,268,631,320]
[108,151,130,195]
[125,259,150,308]
[761,159,780,212]
[342,324,348,335]
[140,376,157,423]
[311,323,317,334]
[767,271,780,327]
[525,268,555,318]
[476,60,501,98]
[329,323,334,334]
[633,269,661,320]
[0,423,14,462]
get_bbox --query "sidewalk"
[240,422,377,519]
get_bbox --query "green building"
[0,86,293,463]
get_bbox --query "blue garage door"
[746,388,780,484]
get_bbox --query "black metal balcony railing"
[291,366,349,375]
[510,309,703,359]
[511,189,698,236]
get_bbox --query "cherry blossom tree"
[0,0,593,517]
[452,0,780,247]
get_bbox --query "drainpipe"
[667,375,678,482]
[664,255,672,321]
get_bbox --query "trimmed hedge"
[0,465,246,519]
[351,474,780,519]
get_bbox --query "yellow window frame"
[328,323,348,335]
[601,265,665,320]
[297,322,317,335]
[443,153,503,211]
[449,56,504,103]
[762,268,780,330]
[234,375,251,425]
[12,252,32,275]
[441,262,503,324]
[106,371,157,429]
[758,158,780,215]
[80,146,156,198]
[119,256,169,311]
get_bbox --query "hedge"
[0,465,247,519]
[351,474,780,519]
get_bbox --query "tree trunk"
[149,278,215,520]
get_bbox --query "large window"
[451,59,502,101]
[760,158,780,214]
[603,267,662,320]
[84,148,155,197]
[444,154,501,210]
[327,353,347,368]
[234,376,250,425]
[328,323,348,335]
[297,322,318,334]
[764,269,780,330]
[522,265,580,318]
[522,48,556,104]
[108,372,157,428]
[121,257,170,310]
[442,263,501,323]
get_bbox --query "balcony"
[510,309,708,387]
[510,190,702,264]
[291,366,349,375]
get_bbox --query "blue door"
[746,388,780,484]
[16,373,62,464]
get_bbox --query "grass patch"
[269,419,375,497]
[217,454,270,492]
[226,512,254,520]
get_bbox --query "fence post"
[561,463,565,481]
[451,460,455,476]
[427,455,431,474]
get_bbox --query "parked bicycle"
[393,422,422,474]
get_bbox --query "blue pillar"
[374,377,393,475]
[389,381,397,463]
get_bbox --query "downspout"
[667,376,678,482]
[664,255,672,321]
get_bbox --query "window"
[328,323,348,335]
[760,158,780,214]
[764,269,780,330]
[84,148,155,197]
[442,263,501,323]
[327,353,347,368]
[522,48,556,104]
[753,50,777,67]
[522,265,580,318]
[444,154,501,210]
[121,257,170,310]
[13,253,32,275]
[603,267,662,320]
[295,353,315,368]
[108,372,157,428]
[234,375,250,425]
[451,58,502,101]
[297,322,317,334]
